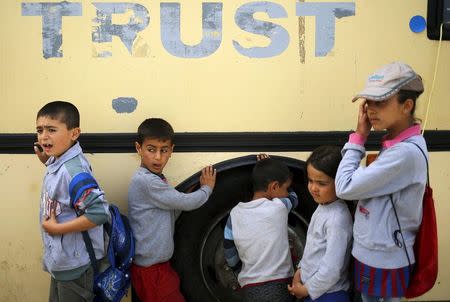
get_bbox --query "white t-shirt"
[230,197,294,286]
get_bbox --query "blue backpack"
[69,172,135,302]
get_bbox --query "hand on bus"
[355,99,372,138]
[34,142,49,164]
[200,165,217,190]
[257,153,270,161]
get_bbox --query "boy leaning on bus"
[127,118,217,302]
[223,155,298,302]
[34,101,110,302]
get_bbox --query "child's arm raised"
[256,153,270,161]
[355,100,372,138]
[279,191,298,211]
[223,216,242,272]
[336,139,421,200]
[199,165,217,189]
[335,100,422,200]
[134,166,216,211]
[34,142,49,164]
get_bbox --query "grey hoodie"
[336,135,427,269]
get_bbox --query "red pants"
[131,262,185,302]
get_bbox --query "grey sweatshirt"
[128,167,212,267]
[299,199,353,300]
[335,135,427,269]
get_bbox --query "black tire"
[172,155,316,302]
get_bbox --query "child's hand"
[34,142,49,164]
[200,165,217,190]
[42,210,60,235]
[257,153,270,161]
[355,99,372,138]
[292,268,302,284]
[288,280,308,298]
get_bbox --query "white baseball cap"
[352,62,424,102]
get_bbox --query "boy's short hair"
[306,146,342,179]
[137,118,174,144]
[252,158,291,192]
[36,101,80,129]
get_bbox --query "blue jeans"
[304,290,350,302]
[361,293,401,302]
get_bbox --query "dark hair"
[252,158,292,192]
[36,101,80,129]
[397,89,422,116]
[137,118,174,144]
[306,146,342,179]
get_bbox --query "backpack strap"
[390,141,429,270]
[106,205,117,268]
[390,193,412,270]
[81,232,99,275]
[69,172,100,276]
[408,142,430,185]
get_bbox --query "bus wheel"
[172,156,315,302]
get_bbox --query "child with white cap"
[335,62,428,302]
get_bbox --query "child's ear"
[403,99,414,114]
[71,127,81,141]
[135,142,142,155]
[268,181,280,192]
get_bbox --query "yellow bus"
[1,0,449,301]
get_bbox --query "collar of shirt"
[141,166,167,183]
[381,124,421,149]
[46,141,82,174]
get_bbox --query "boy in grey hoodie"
[35,101,110,302]
[128,118,216,302]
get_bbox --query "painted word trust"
[22,1,355,59]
